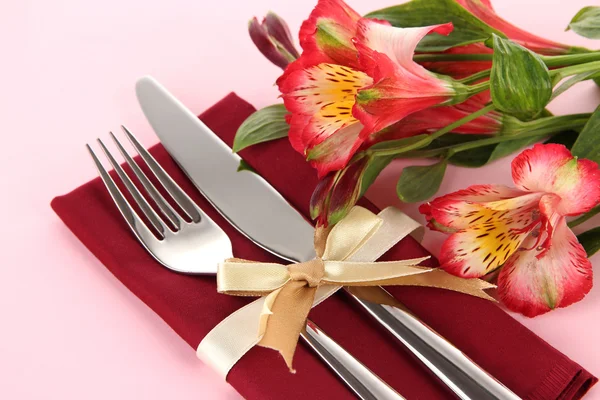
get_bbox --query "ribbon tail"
[258,282,318,372]
[391,269,497,301]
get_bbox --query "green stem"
[542,52,600,68]
[414,51,600,67]
[431,104,496,140]
[404,130,547,159]
[508,113,591,136]
[459,69,491,85]
[453,60,600,91]
[466,80,490,96]
[368,104,496,157]
[568,205,600,228]
[549,61,600,80]
[400,114,590,159]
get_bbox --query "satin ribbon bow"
[198,206,495,376]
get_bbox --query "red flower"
[278,0,468,178]
[456,0,575,55]
[420,144,600,317]
[422,0,585,78]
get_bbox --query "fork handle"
[302,320,404,400]
[347,290,521,400]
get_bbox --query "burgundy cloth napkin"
[51,93,596,400]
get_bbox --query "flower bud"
[248,12,299,69]
[326,155,369,226]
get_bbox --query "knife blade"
[136,76,521,400]
[135,77,316,265]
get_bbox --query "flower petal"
[306,123,365,177]
[287,114,312,153]
[437,192,543,278]
[352,19,457,136]
[511,144,600,215]
[420,184,528,231]
[356,19,454,82]
[419,43,493,79]
[498,217,593,317]
[455,0,573,55]
[279,63,372,156]
[298,0,362,68]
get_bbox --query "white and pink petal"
[420,184,530,231]
[352,19,458,136]
[355,18,454,82]
[511,143,600,216]
[497,217,593,317]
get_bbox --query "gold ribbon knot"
[210,206,496,373]
[289,258,325,288]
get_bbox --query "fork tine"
[97,138,167,235]
[86,144,163,241]
[109,131,183,230]
[121,125,201,222]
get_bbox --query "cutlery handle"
[346,290,521,400]
[302,319,405,400]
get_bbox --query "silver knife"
[136,76,521,400]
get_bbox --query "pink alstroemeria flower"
[420,144,600,317]
[278,0,468,178]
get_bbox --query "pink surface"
[3,0,599,399]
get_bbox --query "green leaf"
[577,227,600,257]
[551,70,599,101]
[448,136,547,167]
[359,155,393,197]
[365,0,505,52]
[429,133,488,148]
[232,104,289,152]
[567,6,600,39]
[237,160,256,173]
[396,160,448,203]
[449,136,544,167]
[448,144,496,167]
[593,71,600,87]
[544,130,579,149]
[488,136,542,162]
[571,105,600,163]
[429,134,503,167]
[490,35,552,120]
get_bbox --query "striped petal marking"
[279,63,372,174]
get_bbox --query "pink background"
[3,0,599,398]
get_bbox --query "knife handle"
[346,290,521,400]
[302,320,405,400]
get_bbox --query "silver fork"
[86,126,404,400]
